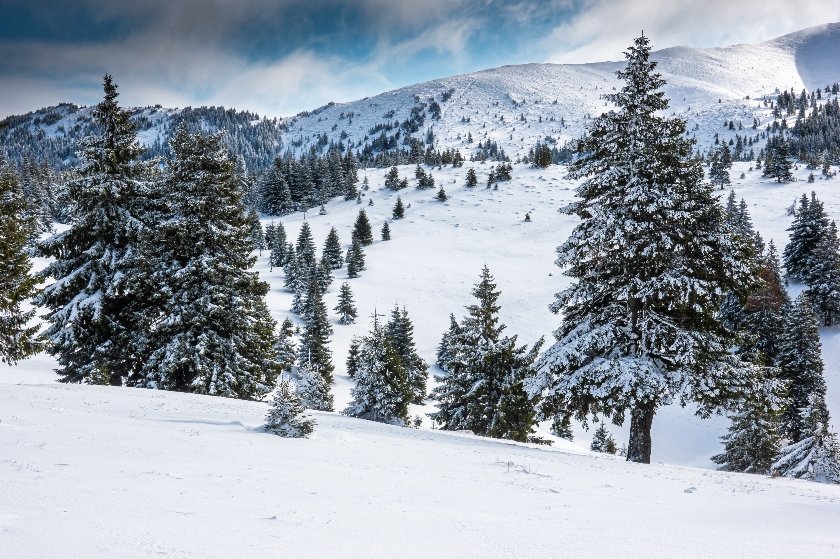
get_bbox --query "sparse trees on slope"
[430,266,543,442]
[135,126,280,399]
[0,160,40,364]
[265,378,316,438]
[590,423,617,454]
[530,35,760,464]
[36,75,152,385]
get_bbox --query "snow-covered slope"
[281,22,840,158]
[4,159,840,469]
[1,382,839,559]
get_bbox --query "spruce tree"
[778,293,827,443]
[590,423,617,454]
[297,280,334,385]
[269,221,287,270]
[436,186,447,201]
[344,315,411,426]
[276,318,297,372]
[392,197,405,219]
[346,336,361,378]
[0,160,40,364]
[466,168,478,187]
[265,378,316,438]
[294,362,334,411]
[436,313,461,369]
[135,126,280,399]
[385,305,429,405]
[805,221,840,326]
[352,209,373,246]
[763,137,794,183]
[247,207,265,254]
[296,221,317,270]
[772,394,840,483]
[740,241,788,365]
[381,221,391,241]
[323,227,343,269]
[384,167,400,190]
[784,192,830,281]
[712,392,782,475]
[36,75,152,385]
[335,282,358,325]
[531,35,760,463]
[430,266,543,442]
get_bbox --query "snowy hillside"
[4,159,840,468]
[281,22,840,158]
[2,382,839,559]
[3,22,840,171]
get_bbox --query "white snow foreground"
[1,383,839,559]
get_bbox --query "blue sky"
[0,0,837,117]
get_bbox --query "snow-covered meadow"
[2,160,840,557]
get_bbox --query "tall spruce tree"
[711,375,783,474]
[777,293,828,443]
[805,221,840,326]
[335,282,358,325]
[276,318,297,373]
[0,160,40,364]
[269,221,287,270]
[352,209,374,246]
[135,126,280,399]
[297,280,334,385]
[385,305,429,404]
[784,192,830,281]
[530,35,760,463]
[381,221,391,241]
[36,75,152,385]
[763,136,794,183]
[323,227,344,269]
[344,315,412,426]
[392,197,405,219]
[430,266,543,442]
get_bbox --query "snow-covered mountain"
[3,22,840,170]
[281,21,840,158]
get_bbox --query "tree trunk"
[627,402,656,464]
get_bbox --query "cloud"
[544,0,840,63]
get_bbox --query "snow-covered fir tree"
[805,221,840,326]
[335,282,358,325]
[36,75,153,385]
[297,279,334,385]
[739,241,789,366]
[783,192,830,281]
[276,318,297,373]
[344,314,411,426]
[134,125,280,399]
[385,305,429,405]
[778,293,828,443]
[264,378,316,438]
[295,221,317,270]
[294,362,334,412]
[346,336,361,378]
[465,168,478,187]
[0,159,40,364]
[590,423,617,454]
[323,227,343,269]
[430,266,543,442]
[712,389,782,475]
[435,186,447,201]
[381,221,391,241]
[268,221,287,270]
[772,393,840,483]
[247,207,265,254]
[346,237,365,278]
[392,196,405,219]
[763,136,794,183]
[352,208,373,246]
[529,35,760,463]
